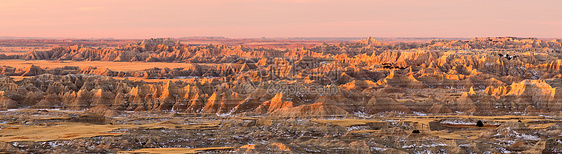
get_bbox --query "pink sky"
[1,0,561,39]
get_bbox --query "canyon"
[0,37,560,153]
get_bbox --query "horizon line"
[1,36,560,40]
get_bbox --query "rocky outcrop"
[0,91,18,109]
[270,102,349,118]
[0,37,561,116]
[255,93,294,113]
[483,79,561,114]
[366,93,412,114]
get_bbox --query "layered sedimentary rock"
[0,37,561,116]
[484,79,562,114]
[4,37,559,63]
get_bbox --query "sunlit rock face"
[0,37,560,117]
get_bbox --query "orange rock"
[267,93,293,113]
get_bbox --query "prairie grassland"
[0,122,126,142]
[0,59,207,71]
[312,119,385,127]
[0,120,220,142]
[0,47,50,53]
[118,147,235,154]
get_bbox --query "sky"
[1,0,561,39]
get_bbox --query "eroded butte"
[0,37,560,153]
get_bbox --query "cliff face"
[484,79,562,113]
[0,72,559,117]
[0,37,561,117]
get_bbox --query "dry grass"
[7,76,28,81]
[396,117,439,124]
[239,144,256,151]
[430,129,489,140]
[0,60,214,71]
[442,124,499,128]
[429,131,465,140]
[0,119,220,142]
[0,47,50,53]
[409,115,544,120]
[118,147,234,154]
[527,123,557,129]
[137,120,220,130]
[35,116,73,121]
[349,130,380,134]
[452,130,484,139]
[0,122,127,142]
[312,119,385,127]
[0,51,28,56]
[389,115,548,127]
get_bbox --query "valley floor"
[0,109,560,153]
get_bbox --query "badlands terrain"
[0,37,561,153]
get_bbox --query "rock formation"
[0,37,560,117]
